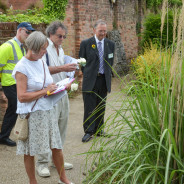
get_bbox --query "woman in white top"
[12,31,73,184]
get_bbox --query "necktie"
[20,44,24,56]
[98,42,104,74]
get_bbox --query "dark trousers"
[82,75,107,134]
[0,85,17,139]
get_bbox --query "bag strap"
[46,53,49,66]
[25,60,46,119]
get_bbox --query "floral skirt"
[16,108,62,156]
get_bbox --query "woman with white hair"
[12,31,73,184]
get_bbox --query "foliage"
[0,0,68,24]
[131,43,171,84]
[42,0,68,20]
[0,9,54,24]
[146,0,182,9]
[140,11,174,49]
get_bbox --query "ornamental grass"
[83,0,184,183]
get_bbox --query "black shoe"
[0,138,16,147]
[96,131,108,137]
[82,133,93,143]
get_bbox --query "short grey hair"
[25,31,48,53]
[46,21,67,37]
[94,19,107,28]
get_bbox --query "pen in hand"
[46,83,57,96]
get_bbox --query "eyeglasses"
[22,28,31,35]
[99,30,107,34]
[56,34,66,39]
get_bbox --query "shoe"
[36,164,50,177]
[58,180,74,184]
[96,131,108,137]
[0,138,16,147]
[64,162,73,170]
[82,133,93,142]
[50,161,73,170]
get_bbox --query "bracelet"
[47,90,51,96]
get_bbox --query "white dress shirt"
[95,34,105,53]
[44,38,67,83]
[42,38,67,97]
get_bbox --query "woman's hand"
[45,83,57,93]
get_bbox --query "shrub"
[140,11,174,48]
[42,0,67,20]
[0,0,68,24]
[131,43,171,85]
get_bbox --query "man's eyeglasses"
[22,28,31,35]
[56,34,66,39]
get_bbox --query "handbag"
[14,60,46,141]
[14,114,30,141]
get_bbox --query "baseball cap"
[17,22,35,31]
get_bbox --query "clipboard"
[45,78,75,97]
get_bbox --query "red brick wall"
[1,0,39,10]
[62,0,76,56]
[116,0,138,61]
[0,22,47,45]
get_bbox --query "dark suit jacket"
[79,36,115,93]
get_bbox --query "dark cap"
[17,22,35,31]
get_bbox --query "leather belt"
[97,73,105,77]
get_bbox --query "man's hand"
[49,63,78,74]
[62,63,78,72]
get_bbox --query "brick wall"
[62,0,76,57]
[0,22,47,45]
[1,0,39,10]
[115,0,139,61]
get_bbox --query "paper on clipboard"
[45,78,75,97]
[46,90,67,106]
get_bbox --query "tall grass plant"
[83,0,184,183]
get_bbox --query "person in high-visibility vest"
[0,22,35,146]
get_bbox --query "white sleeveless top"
[12,57,54,114]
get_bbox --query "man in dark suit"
[79,19,115,142]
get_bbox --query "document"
[44,78,75,106]
[64,55,79,78]
[45,78,75,97]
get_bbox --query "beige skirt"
[16,108,62,156]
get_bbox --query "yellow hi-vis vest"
[0,39,25,86]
